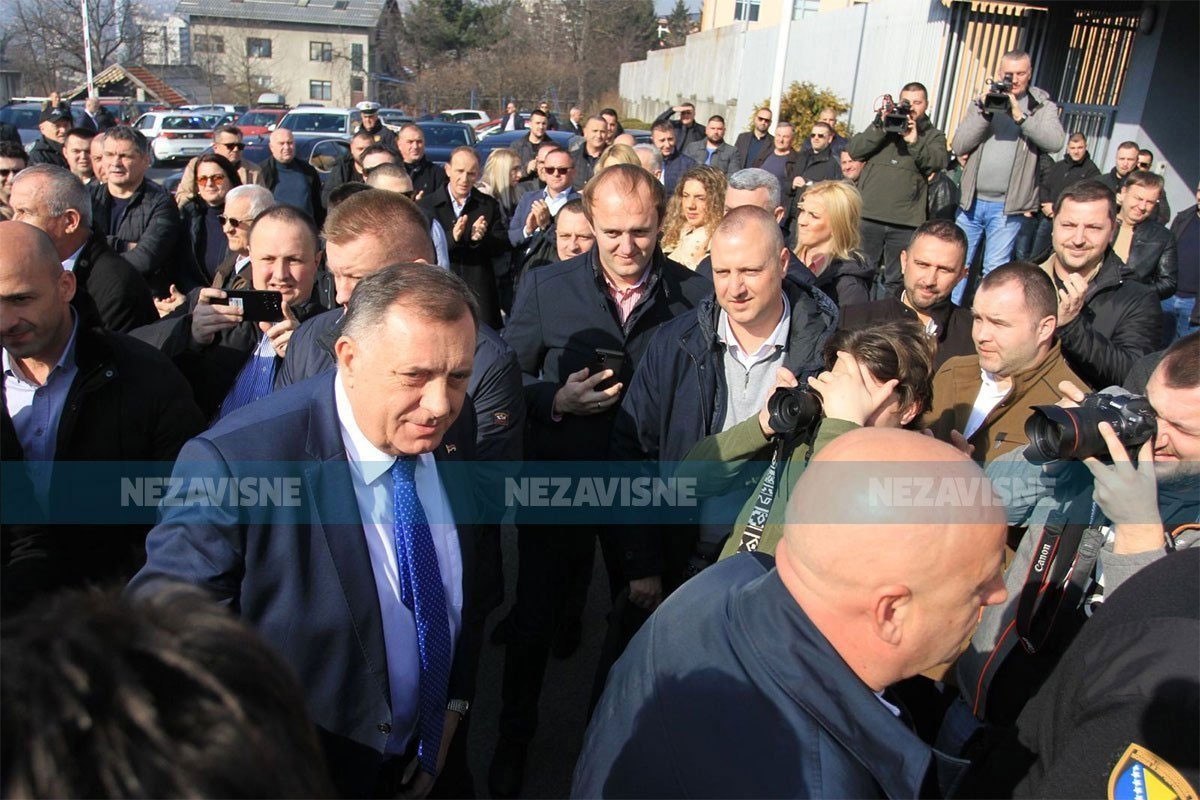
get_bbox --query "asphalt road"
[466,526,611,798]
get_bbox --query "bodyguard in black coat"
[71,231,157,333]
[1122,219,1178,299]
[90,175,190,295]
[419,149,508,329]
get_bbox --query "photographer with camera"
[952,50,1065,305]
[678,318,936,559]
[847,82,948,299]
[942,332,1199,764]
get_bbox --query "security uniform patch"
[1108,743,1197,800]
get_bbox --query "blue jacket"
[128,372,482,798]
[504,247,711,461]
[610,276,838,579]
[507,186,581,246]
[662,149,697,194]
[278,307,524,463]
[573,553,946,798]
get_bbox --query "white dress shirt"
[334,374,463,754]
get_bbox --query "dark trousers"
[859,218,914,299]
[497,524,621,747]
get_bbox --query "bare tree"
[10,0,136,92]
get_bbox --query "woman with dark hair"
[680,317,937,560]
[180,152,241,284]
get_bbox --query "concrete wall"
[1108,0,1197,217]
[188,17,370,108]
[623,0,949,135]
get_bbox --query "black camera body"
[882,96,913,135]
[766,386,823,436]
[983,73,1015,113]
[1024,392,1157,463]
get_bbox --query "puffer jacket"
[955,85,1067,214]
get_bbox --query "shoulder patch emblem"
[1108,743,1197,800]
[493,410,510,426]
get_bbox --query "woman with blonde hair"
[793,180,873,307]
[660,165,727,270]
[478,147,523,225]
[594,143,642,174]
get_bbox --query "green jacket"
[679,416,860,560]
[847,115,948,228]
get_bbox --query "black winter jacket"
[179,198,227,286]
[610,277,838,580]
[1051,253,1162,389]
[27,136,67,167]
[403,156,448,199]
[1040,152,1101,205]
[805,252,874,309]
[504,247,711,461]
[0,326,205,611]
[1121,219,1178,299]
[71,231,157,333]
[839,294,976,370]
[320,153,364,208]
[89,179,190,295]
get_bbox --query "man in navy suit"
[129,264,485,798]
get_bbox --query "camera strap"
[734,439,786,554]
[1014,511,1092,654]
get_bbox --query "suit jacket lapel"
[303,375,391,706]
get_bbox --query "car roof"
[283,107,355,116]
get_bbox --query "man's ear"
[62,208,83,236]
[333,336,357,383]
[872,584,912,646]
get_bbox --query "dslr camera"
[882,95,913,135]
[766,386,823,436]
[1024,392,1157,463]
[983,73,1014,113]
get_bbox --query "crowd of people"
[2,49,1198,800]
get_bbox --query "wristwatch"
[446,699,470,717]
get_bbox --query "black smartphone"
[590,348,625,392]
[223,290,285,323]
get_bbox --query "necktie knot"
[392,455,417,483]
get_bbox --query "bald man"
[1,221,204,611]
[574,428,1008,798]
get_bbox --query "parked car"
[474,128,574,162]
[0,101,48,148]
[132,112,217,165]
[180,104,247,115]
[473,113,532,140]
[378,108,414,130]
[277,106,361,138]
[438,108,491,126]
[235,107,290,139]
[416,121,477,165]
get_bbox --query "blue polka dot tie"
[391,456,451,777]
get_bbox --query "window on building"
[309,41,333,62]
[351,43,364,71]
[734,0,760,22]
[194,34,225,53]
[351,76,364,92]
[246,37,272,58]
[309,80,332,101]
[251,74,273,89]
[792,0,819,18]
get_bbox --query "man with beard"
[841,219,975,369]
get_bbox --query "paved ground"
[466,526,612,798]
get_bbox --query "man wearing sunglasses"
[734,106,773,170]
[508,147,579,247]
[174,125,261,206]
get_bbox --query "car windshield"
[280,113,347,133]
[163,116,213,130]
[0,107,41,129]
[420,124,471,147]
[238,111,282,127]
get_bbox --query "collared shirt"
[964,369,1010,439]
[450,192,468,218]
[899,291,940,337]
[334,373,462,755]
[3,310,81,508]
[62,242,86,273]
[716,294,792,430]
[545,186,576,217]
[603,268,651,325]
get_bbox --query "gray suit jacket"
[682,140,740,176]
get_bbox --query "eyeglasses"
[755,117,771,123]
[0,168,18,178]
[1137,162,1152,169]
[543,166,571,175]
[218,215,246,228]
[197,174,226,186]
[810,134,829,139]
[217,141,246,151]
